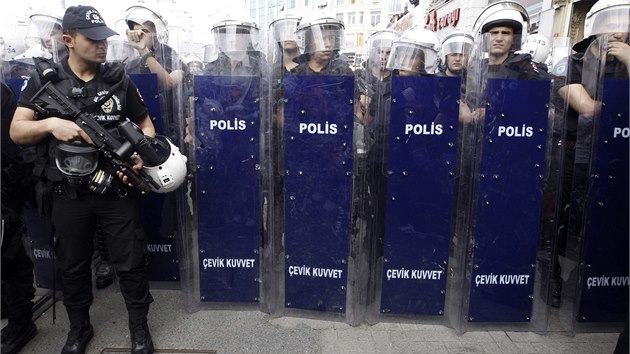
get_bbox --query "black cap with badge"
[62,5,118,41]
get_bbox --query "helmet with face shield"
[585,0,630,38]
[364,29,400,70]
[212,12,260,61]
[386,26,440,75]
[124,5,169,44]
[295,14,345,56]
[143,136,188,193]
[439,31,474,74]
[441,31,474,60]
[269,12,301,46]
[573,0,630,51]
[472,1,530,51]
[268,12,301,62]
[19,12,65,63]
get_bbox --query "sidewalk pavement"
[6,285,622,354]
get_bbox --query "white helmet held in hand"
[144,136,188,194]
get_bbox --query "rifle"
[30,81,162,194]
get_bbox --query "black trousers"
[51,188,153,324]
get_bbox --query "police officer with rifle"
[10,6,158,354]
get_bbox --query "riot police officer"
[556,0,629,309]
[290,14,353,75]
[352,29,399,310]
[124,5,184,90]
[268,12,301,73]
[436,31,474,77]
[470,0,546,81]
[9,6,156,354]
[204,12,265,76]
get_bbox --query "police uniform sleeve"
[16,76,42,111]
[125,79,149,123]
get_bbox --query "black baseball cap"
[62,5,118,41]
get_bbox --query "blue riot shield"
[465,78,552,324]
[575,79,629,322]
[194,75,261,303]
[129,73,180,282]
[282,75,354,313]
[5,78,25,99]
[560,36,629,330]
[378,75,460,316]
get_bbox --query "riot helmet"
[19,13,65,62]
[519,33,551,64]
[182,53,204,75]
[386,26,440,75]
[440,31,474,75]
[143,136,188,193]
[365,29,400,70]
[269,12,301,66]
[211,13,260,61]
[584,0,630,38]
[124,5,169,44]
[269,12,301,46]
[295,14,345,56]
[473,1,529,51]
[573,0,630,51]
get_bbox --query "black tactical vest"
[31,59,130,183]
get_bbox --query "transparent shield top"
[106,35,139,63]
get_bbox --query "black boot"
[61,321,93,354]
[130,323,154,354]
[1,321,37,354]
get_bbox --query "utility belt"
[51,180,130,199]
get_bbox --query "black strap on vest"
[33,58,127,114]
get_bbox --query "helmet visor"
[25,15,63,58]
[586,7,630,37]
[297,23,344,55]
[387,40,439,74]
[213,24,260,54]
[442,41,473,57]
[271,18,300,43]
